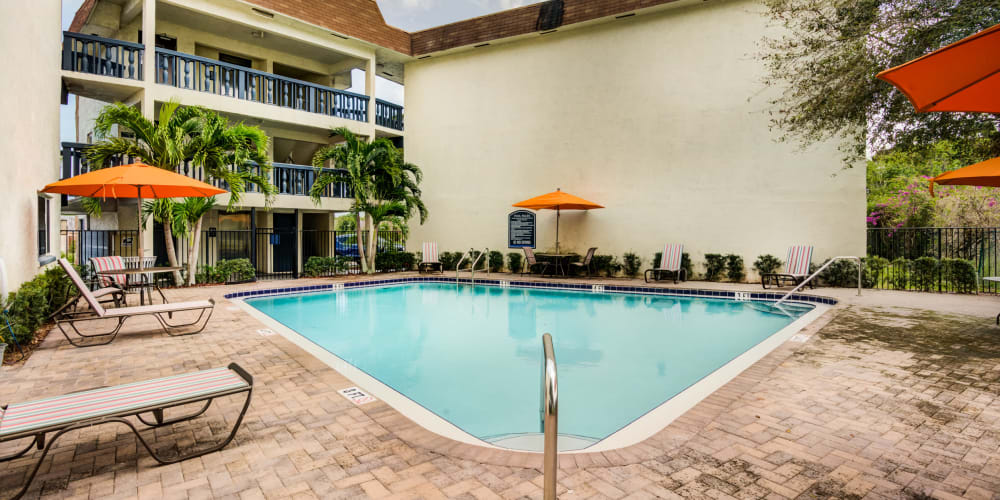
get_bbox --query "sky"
[60,0,538,142]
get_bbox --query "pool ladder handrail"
[456,248,490,283]
[774,256,862,305]
[541,333,558,500]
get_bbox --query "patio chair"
[0,363,253,500]
[761,245,815,289]
[92,255,167,304]
[418,242,443,274]
[55,259,215,347]
[569,247,598,277]
[644,244,686,283]
[522,248,553,277]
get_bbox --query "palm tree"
[309,128,427,273]
[86,100,276,283]
[174,197,217,286]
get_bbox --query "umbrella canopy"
[930,156,1000,194]
[876,23,1000,113]
[40,163,226,198]
[42,163,226,267]
[513,189,604,254]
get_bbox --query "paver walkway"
[0,275,998,499]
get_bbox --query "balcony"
[155,49,372,125]
[61,142,350,199]
[375,100,404,131]
[62,32,144,80]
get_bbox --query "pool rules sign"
[508,210,536,248]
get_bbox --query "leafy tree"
[310,128,427,273]
[86,101,275,282]
[174,197,217,286]
[759,0,1000,165]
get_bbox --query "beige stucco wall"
[0,0,62,290]
[403,0,865,278]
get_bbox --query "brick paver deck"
[1,275,998,499]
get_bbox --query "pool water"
[247,283,811,449]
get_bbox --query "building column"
[139,0,156,258]
[366,56,376,128]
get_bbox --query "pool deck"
[1,273,999,499]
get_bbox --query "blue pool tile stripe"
[224,277,839,306]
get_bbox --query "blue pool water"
[247,283,811,447]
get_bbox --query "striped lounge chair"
[419,242,443,273]
[92,256,167,305]
[761,245,815,289]
[56,258,215,347]
[645,244,685,283]
[0,364,253,500]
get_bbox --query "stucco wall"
[0,0,61,290]
[402,0,865,278]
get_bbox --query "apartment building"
[56,0,863,279]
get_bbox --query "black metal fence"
[867,227,1000,293]
[61,229,406,282]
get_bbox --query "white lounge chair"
[56,258,214,347]
[0,364,252,499]
[645,244,685,283]
[419,242,443,273]
[761,245,814,289]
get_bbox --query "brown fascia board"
[70,0,686,59]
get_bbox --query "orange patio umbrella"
[876,23,1000,113]
[930,156,1000,195]
[513,188,604,254]
[41,163,226,267]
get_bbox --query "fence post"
[937,228,942,293]
[250,208,257,274]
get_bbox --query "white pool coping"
[233,285,830,454]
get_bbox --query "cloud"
[398,0,436,10]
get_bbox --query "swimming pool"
[242,281,823,452]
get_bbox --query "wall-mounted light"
[251,8,274,18]
[250,30,265,39]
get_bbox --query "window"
[219,52,253,68]
[37,196,50,256]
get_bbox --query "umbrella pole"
[556,207,560,255]
[137,194,144,270]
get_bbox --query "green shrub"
[439,251,462,270]
[681,253,693,280]
[888,258,910,290]
[941,258,977,293]
[819,258,860,287]
[375,252,415,272]
[507,252,524,274]
[753,254,782,276]
[304,256,349,277]
[488,251,504,272]
[704,254,726,281]
[865,256,890,288]
[197,259,255,283]
[622,252,642,278]
[2,265,77,344]
[912,256,939,291]
[725,254,745,282]
[593,255,621,277]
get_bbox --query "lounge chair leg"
[0,435,43,463]
[155,305,215,336]
[136,400,213,427]
[56,317,126,347]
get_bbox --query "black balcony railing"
[62,32,143,80]
[155,48,370,122]
[375,99,404,131]
[60,143,350,198]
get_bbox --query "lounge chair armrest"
[227,362,254,386]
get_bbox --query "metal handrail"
[470,247,489,282]
[541,333,558,500]
[775,256,862,305]
[455,250,470,282]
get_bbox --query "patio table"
[535,253,579,277]
[97,267,180,306]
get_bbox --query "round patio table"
[96,267,181,305]
[535,253,578,277]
